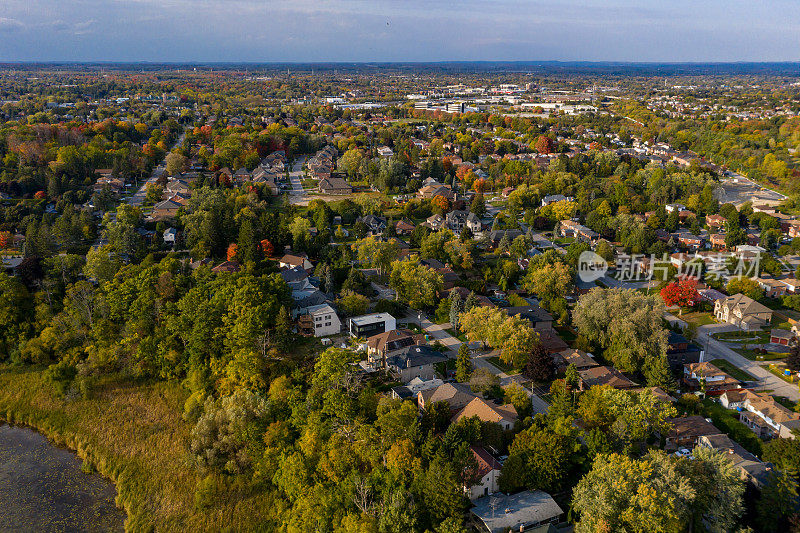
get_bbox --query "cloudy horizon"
[1,1,799,63]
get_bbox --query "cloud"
[0,17,24,32]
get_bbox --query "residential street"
[409,313,523,387]
[288,156,307,205]
[126,130,187,207]
[665,312,800,401]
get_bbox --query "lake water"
[0,424,125,532]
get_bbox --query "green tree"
[389,258,443,309]
[456,343,473,383]
[757,469,799,532]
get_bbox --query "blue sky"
[1,0,799,62]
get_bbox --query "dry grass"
[0,367,276,532]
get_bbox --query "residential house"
[578,366,638,390]
[697,434,772,488]
[698,288,727,304]
[279,253,314,271]
[756,277,787,298]
[418,180,454,200]
[781,278,800,294]
[505,305,554,331]
[386,345,448,382]
[149,198,182,221]
[555,348,599,371]
[211,260,241,273]
[318,177,353,195]
[770,329,795,346]
[677,233,703,250]
[665,416,722,449]
[558,220,599,242]
[417,382,476,413]
[445,210,470,233]
[299,303,341,337]
[349,312,397,338]
[714,294,772,330]
[706,214,726,229]
[163,227,178,245]
[466,212,483,234]
[710,233,727,249]
[666,331,702,371]
[466,445,502,500]
[541,194,573,207]
[452,397,519,430]
[390,377,443,401]
[395,219,416,235]
[358,214,387,235]
[366,328,425,369]
[425,213,446,231]
[470,490,564,533]
[737,391,800,439]
[683,362,742,395]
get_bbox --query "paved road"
[666,314,800,401]
[409,313,522,386]
[288,157,307,205]
[126,130,187,206]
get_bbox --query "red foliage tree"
[660,278,699,310]
[535,135,555,155]
[34,190,46,200]
[0,231,11,249]
[260,239,274,257]
[227,243,238,262]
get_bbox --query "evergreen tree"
[787,343,800,373]
[498,233,511,254]
[275,306,292,351]
[464,291,478,312]
[237,217,258,263]
[448,292,463,331]
[524,342,555,382]
[757,469,799,533]
[644,355,677,392]
[324,265,334,294]
[456,343,473,382]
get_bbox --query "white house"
[305,304,341,337]
[467,445,502,500]
[163,227,177,245]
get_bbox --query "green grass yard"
[709,359,755,381]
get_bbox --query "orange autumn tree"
[473,178,487,194]
[0,231,11,249]
[431,195,450,213]
[227,243,238,262]
[260,239,274,257]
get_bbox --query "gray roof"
[470,490,563,533]
[386,345,447,370]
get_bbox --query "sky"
[1,0,799,63]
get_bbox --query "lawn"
[700,399,763,457]
[445,328,469,342]
[713,330,770,343]
[768,364,797,384]
[680,311,717,326]
[738,349,787,361]
[709,359,755,382]
[487,356,521,375]
[0,367,280,531]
